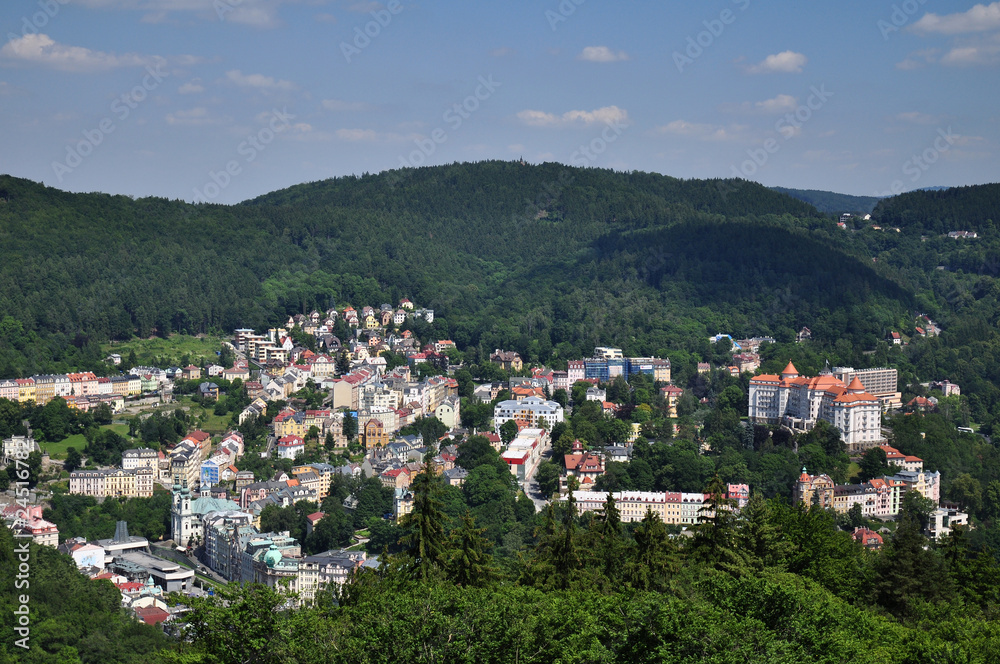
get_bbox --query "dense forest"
[872,183,1000,234]
[4,164,1000,424]
[771,186,880,215]
[126,468,1000,662]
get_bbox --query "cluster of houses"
[567,484,751,526]
[169,462,373,605]
[68,430,246,500]
[58,520,199,626]
[233,298,433,368]
[0,372,134,412]
[794,443,966,540]
[0,361,242,413]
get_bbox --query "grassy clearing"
[102,334,226,365]
[42,423,137,459]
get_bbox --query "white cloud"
[723,94,798,114]
[178,80,204,94]
[490,47,516,57]
[322,99,372,111]
[895,48,941,70]
[577,46,629,63]
[335,128,379,141]
[225,69,296,91]
[746,51,807,74]
[165,107,223,126]
[0,34,158,72]
[940,38,1000,66]
[515,105,629,128]
[71,0,288,28]
[910,2,1000,34]
[507,143,525,152]
[315,13,337,23]
[654,120,746,141]
[755,94,798,112]
[896,111,939,125]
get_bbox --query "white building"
[493,396,564,432]
[122,448,159,472]
[748,362,884,452]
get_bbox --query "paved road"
[523,446,553,512]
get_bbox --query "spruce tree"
[446,512,499,587]
[626,509,676,592]
[399,458,449,581]
[734,493,794,571]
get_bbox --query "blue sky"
[1,0,998,203]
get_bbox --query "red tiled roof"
[134,606,171,625]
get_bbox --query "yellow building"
[16,379,35,404]
[364,419,389,449]
[793,468,835,508]
[274,409,306,438]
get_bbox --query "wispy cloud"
[0,34,162,72]
[722,94,798,114]
[333,128,418,142]
[71,0,290,28]
[654,120,748,141]
[225,69,296,91]
[940,34,1000,66]
[745,51,807,74]
[322,99,372,111]
[166,107,225,126]
[515,105,629,127]
[178,80,204,94]
[910,3,1000,35]
[577,46,629,63]
[895,111,941,125]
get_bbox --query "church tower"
[171,476,193,547]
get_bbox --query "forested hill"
[770,186,880,215]
[872,183,1000,234]
[0,163,911,376]
[248,162,819,219]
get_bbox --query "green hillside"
[771,186,880,215]
[872,183,1000,234]
[0,162,911,378]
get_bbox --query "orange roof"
[833,393,877,405]
[847,376,865,391]
[781,361,798,376]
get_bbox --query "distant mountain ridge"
[770,187,880,215]
[872,183,1000,234]
[0,162,918,376]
